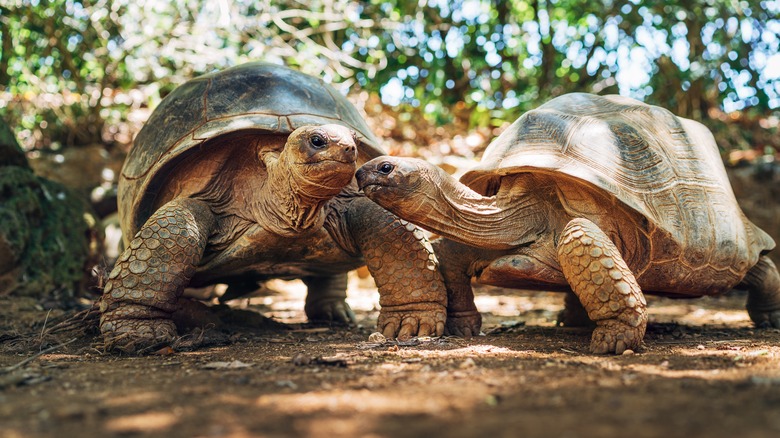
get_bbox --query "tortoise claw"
[396,317,419,340]
[100,318,177,355]
[589,319,643,354]
[377,304,446,339]
[751,310,780,329]
[381,320,400,339]
[305,298,356,325]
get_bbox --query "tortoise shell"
[461,93,774,275]
[119,62,382,234]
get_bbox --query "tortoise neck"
[409,170,545,250]
[255,152,332,236]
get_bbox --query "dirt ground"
[1,274,780,438]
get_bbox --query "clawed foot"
[444,310,482,338]
[589,319,645,354]
[100,318,177,354]
[305,298,356,324]
[378,304,446,339]
[748,309,780,329]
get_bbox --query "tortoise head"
[357,156,522,249]
[356,156,439,212]
[284,124,358,165]
[269,124,359,200]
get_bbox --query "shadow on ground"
[1,277,779,438]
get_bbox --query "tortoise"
[99,62,447,353]
[356,92,780,354]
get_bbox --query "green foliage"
[1,0,116,147]
[0,0,778,153]
[363,0,780,130]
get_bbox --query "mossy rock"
[0,118,98,306]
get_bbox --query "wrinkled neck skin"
[253,151,343,237]
[403,168,548,250]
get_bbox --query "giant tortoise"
[100,62,446,352]
[356,93,780,354]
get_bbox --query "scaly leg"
[347,198,446,339]
[99,198,215,353]
[303,274,356,324]
[557,218,647,354]
[742,256,780,328]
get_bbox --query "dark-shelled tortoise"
[356,92,780,354]
[100,62,446,353]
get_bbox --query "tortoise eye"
[309,134,327,148]
[378,162,394,175]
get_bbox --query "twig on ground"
[0,338,78,374]
[39,309,52,348]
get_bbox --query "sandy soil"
[2,274,780,438]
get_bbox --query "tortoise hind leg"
[558,291,596,328]
[99,198,215,353]
[431,238,482,337]
[302,274,356,324]
[742,256,780,328]
[557,218,648,354]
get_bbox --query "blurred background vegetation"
[1,0,778,162]
[1,0,779,301]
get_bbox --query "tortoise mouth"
[355,172,381,191]
[359,182,382,196]
[356,172,393,195]
[322,157,357,165]
[358,181,410,200]
[299,157,357,166]
[297,159,358,175]
[299,158,357,187]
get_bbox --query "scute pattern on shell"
[460,93,775,274]
[124,62,381,181]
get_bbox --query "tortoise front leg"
[99,198,215,353]
[742,256,780,328]
[347,198,447,339]
[302,274,356,324]
[557,218,648,354]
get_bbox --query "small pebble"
[387,345,399,352]
[485,394,500,406]
[275,380,297,389]
[292,353,312,366]
[460,358,477,368]
[154,346,175,356]
[696,344,705,350]
[368,332,386,343]
[622,349,634,355]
